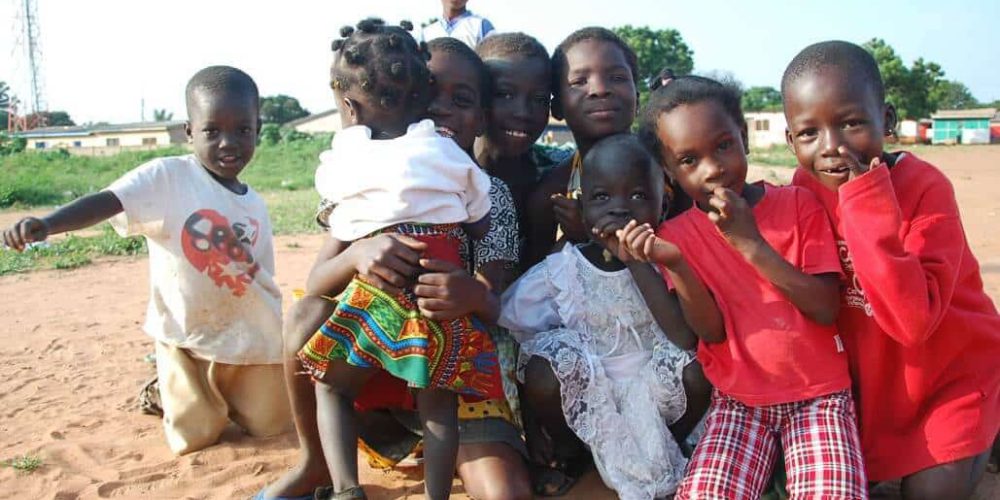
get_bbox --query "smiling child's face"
[483,55,551,157]
[185,89,259,182]
[556,39,637,144]
[783,66,893,191]
[427,48,486,152]
[656,100,749,210]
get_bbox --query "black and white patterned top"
[314,175,520,272]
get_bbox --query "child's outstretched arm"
[2,191,123,251]
[707,188,840,325]
[838,154,964,347]
[608,221,725,344]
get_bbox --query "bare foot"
[261,459,330,499]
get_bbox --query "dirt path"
[1,146,997,499]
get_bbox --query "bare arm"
[627,262,698,350]
[708,188,839,325]
[597,220,726,344]
[304,234,427,298]
[741,243,840,325]
[3,191,123,251]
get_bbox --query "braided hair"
[330,18,431,115]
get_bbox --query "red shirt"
[658,183,850,406]
[793,154,1000,480]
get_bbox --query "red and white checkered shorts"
[675,389,867,499]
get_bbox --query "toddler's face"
[556,40,637,143]
[784,67,893,191]
[581,153,662,236]
[427,49,486,152]
[185,90,259,181]
[656,100,749,211]
[484,55,551,157]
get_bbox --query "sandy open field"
[1,146,998,499]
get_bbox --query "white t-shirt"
[314,119,492,241]
[420,10,495,49]
[107,155,282,365]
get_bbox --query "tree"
[259,95,309,125]
[930,80,978,110]
[611,25,694,108]
[152,108,174,121]
[26,110,75,127]
[742,86,782,112]
[863,38,944,119]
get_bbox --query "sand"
[1,145,998,499]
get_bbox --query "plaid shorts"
[675,389,867,499]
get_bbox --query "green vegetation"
[0,134,330,208]
[748,145,798,167]
[0,224,146,275]
[2,454,43,473]
[0,134,330,275]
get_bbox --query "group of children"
[3,14,999,500]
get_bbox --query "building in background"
[285,108,343,135]
[16,121,187,156]
[744,111,787,148]
[930,108,997,145]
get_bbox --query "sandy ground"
[1,145,998,499]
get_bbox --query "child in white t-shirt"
[2,66,290,455]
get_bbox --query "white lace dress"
[499,244,694,500]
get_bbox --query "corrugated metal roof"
[931,108,998,120]
[14,120,186,138]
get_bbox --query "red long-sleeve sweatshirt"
[792,153,1000,480]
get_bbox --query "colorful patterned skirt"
[298,223,504,401]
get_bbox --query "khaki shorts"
[155,341,292,455]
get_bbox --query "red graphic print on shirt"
[837,239,873,317]
[181,209,260,296]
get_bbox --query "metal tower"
[9,0,46,131]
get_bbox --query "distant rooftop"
[14,120,186,138]
[284,108,339,128]
[931,108,998,120]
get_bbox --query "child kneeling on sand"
[2,66,291,455]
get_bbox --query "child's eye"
[678,156,697,166]
[591,192,610,201]
[717,140,732,152]
[796,128,818,140]
[630,191,648,200]
[611,74,628,83]
[240,127,253,135]
[533,93,550,104]
[203,128,219,138]
[569,78,586,87]
[842,119,866,130]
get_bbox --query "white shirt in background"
[420,10,495,49]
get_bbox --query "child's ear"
[342,97,361,126]
[883,103,898,137]
[184,121,193,142]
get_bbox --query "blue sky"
[2,0,997,124]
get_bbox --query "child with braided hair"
[294,18,503,500]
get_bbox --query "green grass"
[2,454,43,473]
[748,145,799,168]
[0,135,330,208]
[0,224,146,275]
[0,136,329,275]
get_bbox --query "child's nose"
[820,128,845,156]
[588,76,611,97]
